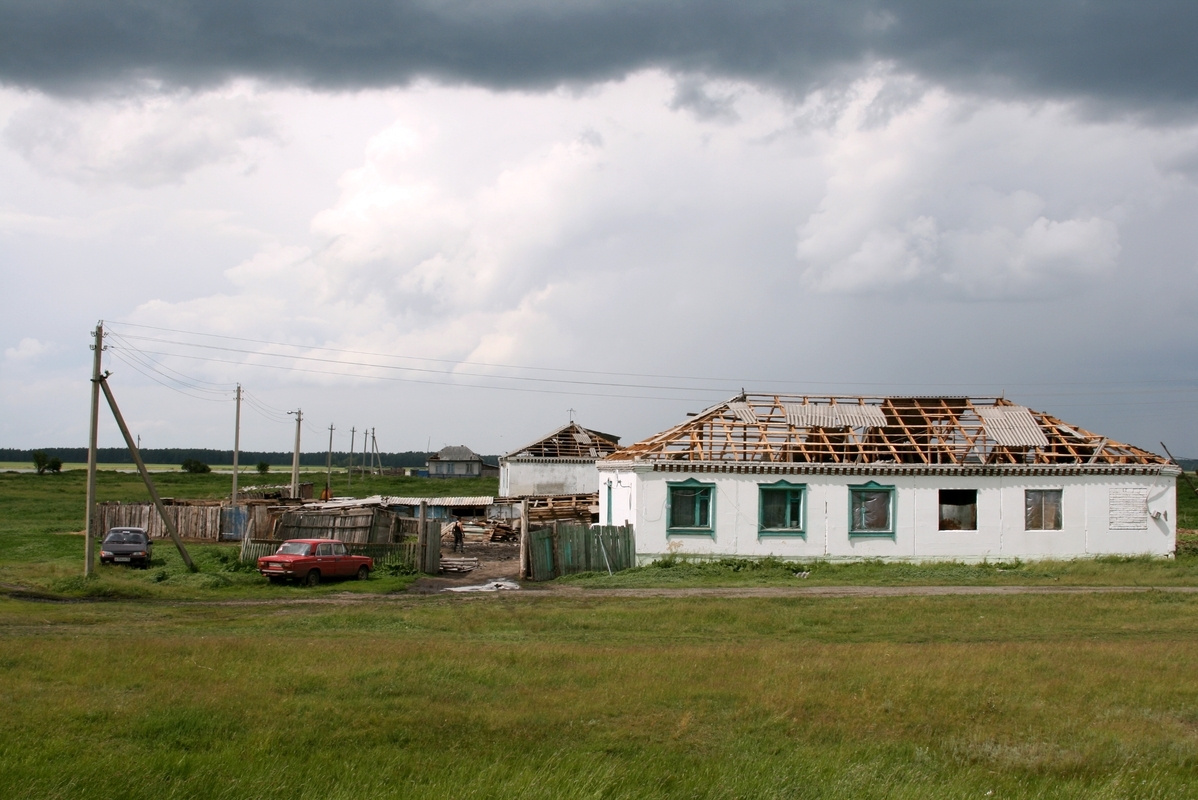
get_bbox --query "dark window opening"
[938,489,977,530]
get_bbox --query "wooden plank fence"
[240,539,420,570]
[95,501,223,541]
[527,524,634,582]
[274,508,400,544]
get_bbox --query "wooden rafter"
[608,393,1169,467]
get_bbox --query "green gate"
[528,524,634,581]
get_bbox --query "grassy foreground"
[2,592,1198,799]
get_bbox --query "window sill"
[848,531,895,538]
[759,530,806,538]
[667,529,715,538]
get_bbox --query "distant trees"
[257,462,270,475]
[181,458,211,474]
[30,452,62,475]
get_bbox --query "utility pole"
[347,426,356,489]
[231,384,241,506]
[84,321,104,576]
[289,409,302,499]
[371,428,379,475]
[361,426,368,481]
[98,373,196,571]
[325,423,335,499]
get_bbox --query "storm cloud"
[2,1,1197,115]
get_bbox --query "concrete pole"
[347,426,355,490]
[289,409,302,499]
[84,321,104,576]
[98,374,196,571]
[231,384,241,506]
[325,423,335,499]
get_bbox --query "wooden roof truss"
[611,394,1167,466]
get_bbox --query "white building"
[499,422,620,497]
[598,394,1178,562]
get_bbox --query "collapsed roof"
[504,422,621,460]
[609,394,1169,467]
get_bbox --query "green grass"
[2,592,1198,798]
[0,469,495,599]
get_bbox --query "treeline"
[0,448,491,468]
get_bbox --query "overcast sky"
[1,1,1196,459]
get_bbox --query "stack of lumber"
[489,523,518,542]
[440,557,479,573]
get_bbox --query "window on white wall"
[1025,489,1063,530]
[938,490,978,530]
[849,482,894,535]
[759,481,805,536]
[667,479,714,535]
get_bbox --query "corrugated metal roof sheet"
[303,495,498,510]
[384,496,495,507]
[784,403,888,428]
[975,405,1050,447]
[727,401,758,424]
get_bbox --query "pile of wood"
[488,522,519,542]
[526,493,599,526]
[440,557,479,574]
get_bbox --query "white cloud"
[796,78,1131,299]
[4,337,52,361]
[2,82,279,188]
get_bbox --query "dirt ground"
[406,540,523,593]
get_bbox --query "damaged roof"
[609,394,1169,467]
[503,422,621,460]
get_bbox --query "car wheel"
[304,570,321,587]
[356,565,370,581]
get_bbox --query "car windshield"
[276,542,312,556]
[105,531,143,544]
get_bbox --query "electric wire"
[106,320,1198,393]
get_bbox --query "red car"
[258,538,373,586]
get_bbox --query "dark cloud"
[2,1,1196,114]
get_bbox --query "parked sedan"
[100,527,153,568]
[257,538,373,586]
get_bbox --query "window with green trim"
[668,480,714,533]
[759,482,805,536]
[849,483,894,535]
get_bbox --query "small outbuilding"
[499,422,621,497]
[599,393,1178,562]
[426,445,498,478]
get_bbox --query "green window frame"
[667,479,715,536]
[759,480,806,537]
[849,481,895,537]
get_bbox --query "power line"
[105,319,1198,392]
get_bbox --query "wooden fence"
[527,524,634,582]
[95,501,223,541]
[273,508,400,544]
[240,539,420,570]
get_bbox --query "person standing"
[452,519,465,553]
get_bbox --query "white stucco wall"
[500,459,600,497]
[598,465,1176,562]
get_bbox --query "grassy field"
[2,473,1198,796]
[2,592,1198,798]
